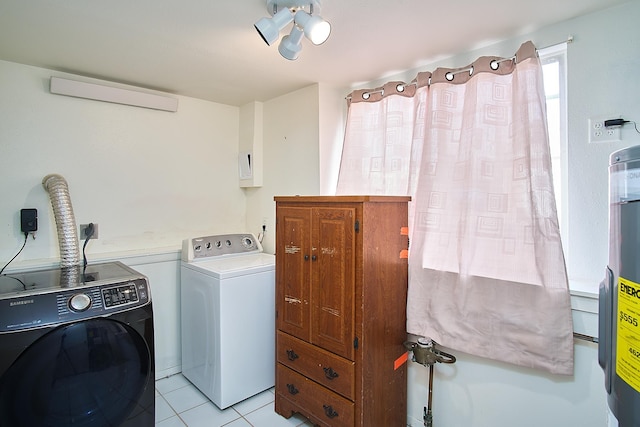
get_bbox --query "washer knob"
[69,293,91,312]
[242,236,254,248]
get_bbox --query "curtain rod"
[445,35,574,80]
[541,35,574,51]
[482,35,574,72]
[347,36,574,100]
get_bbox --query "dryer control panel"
[0,278,150,333]
[182,233,263,262]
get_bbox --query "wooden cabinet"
[274,196,409,427]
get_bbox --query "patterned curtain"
[336,41,573,375]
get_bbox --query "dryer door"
[0,318,152,427]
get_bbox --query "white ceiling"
[0,0,626,107]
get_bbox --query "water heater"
[600,145,640,426]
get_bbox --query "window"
[540,44,568,248]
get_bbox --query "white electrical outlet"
[589,116,621,143]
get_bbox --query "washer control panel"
[102,282,140,308]
[183,233,262,261]
[69,293,92,312]
[0,278,150,333]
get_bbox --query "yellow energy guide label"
[617,277,640,393]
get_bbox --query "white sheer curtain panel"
[336,41,573,375]
[336,80,421,196]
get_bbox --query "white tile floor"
[155,373,314,427]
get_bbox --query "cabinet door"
[311,207,356,360]
[276,206,312,342]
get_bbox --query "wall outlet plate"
[80,223,99,239]
[589,116,621,143]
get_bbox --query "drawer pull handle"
[323,367,339,380]
[323,404,339,419]
[286,349,299,361]
[286,383,299,395]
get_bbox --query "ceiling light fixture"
[278,26,304,60]
[254,0,331,60]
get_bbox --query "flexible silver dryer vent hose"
[42,174,81,269]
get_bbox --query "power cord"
[82,223,95,269]
[257,224,266,243]
[605,118,640,134]
[0,232,28,275]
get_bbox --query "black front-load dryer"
[0,261,154,427]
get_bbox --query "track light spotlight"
[293,10,331,45]
[254,7,294,46]
[254,0,330,59]
[278,26,304,60]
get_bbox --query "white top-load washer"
[180,233,275,409]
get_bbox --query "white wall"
[244,84,322,255]
[564,2,640,291]
[0,60,247,266]
[336,2,640,426]
[408,340,604,427]
[318,82,348,195]
[243,82,345,253]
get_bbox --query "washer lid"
[182,253,275,279]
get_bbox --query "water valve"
[404,337,456,366]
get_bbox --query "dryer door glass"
[0,318,151,427]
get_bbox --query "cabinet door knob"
[304,254,309,261]
[286,383,299,395]
[286,349,299,361]
[323,404,339,419]
[323,367,339,380]
[311,255,317,261]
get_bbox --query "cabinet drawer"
[277,331,354,400]
[277,363,354,427]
